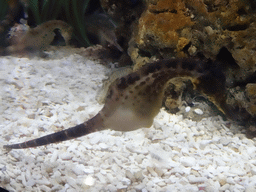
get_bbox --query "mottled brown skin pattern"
[3,58,229,150]
[6,20,72,54]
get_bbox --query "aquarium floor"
[0,47,256,192]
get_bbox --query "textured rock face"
[136,0,193,49]
[246,83,256,116]
[130,0,256,72]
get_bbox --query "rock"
[180,156,196,167]
[251,166,256,175]
[187,175,206,184]
[219,138,231,146]
[194,108,203,115]
[245,83,256,116]
[185,106,191,112]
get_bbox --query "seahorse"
[6,20,72,54]
[3,58,231,150]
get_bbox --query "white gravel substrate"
[0,48,256,192]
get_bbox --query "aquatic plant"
[63,0,91,46]
[28,0,62,24]
[0,0,8,21]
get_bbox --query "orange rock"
[136,0,194,49]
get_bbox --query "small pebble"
[194,108,203,115]
[84,175,95,186]
[185,106,191,112]
[180,156,196,167]
[219,138,231,146]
